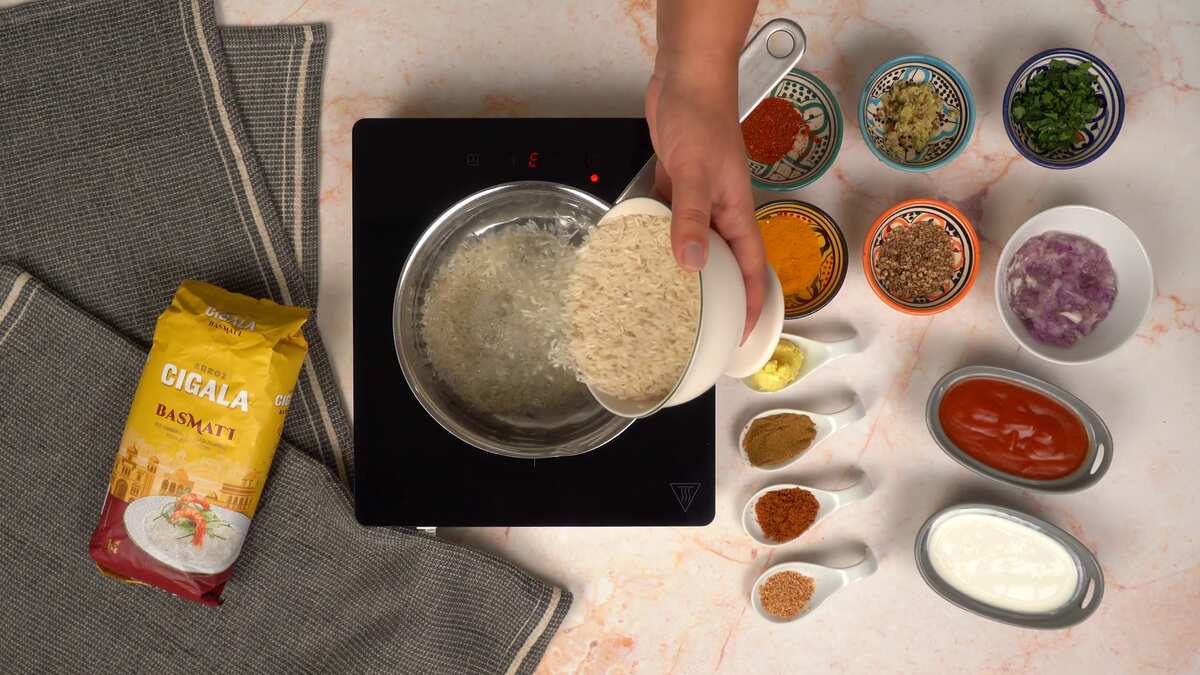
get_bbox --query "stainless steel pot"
[393,182,632,458]
[393,19,807,458]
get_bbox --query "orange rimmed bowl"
[863,198,979,315]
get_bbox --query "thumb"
[667,166,711,272]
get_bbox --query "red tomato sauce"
[938,377,1089,480]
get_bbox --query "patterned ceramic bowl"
[1003,48,1124,169]
[859,55,974,172]
[863,199,979,314]
[747,70,843,190]
[754,200,848,318]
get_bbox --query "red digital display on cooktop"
[352,118,715,527]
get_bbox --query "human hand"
[645,63,765,341]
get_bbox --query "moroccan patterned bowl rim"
[1002,47,1125,170]
[862,198,979,315]
[754,200,848,318]
[858,54,975,173]
[749,69,844,191]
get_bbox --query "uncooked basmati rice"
[562,214,700,401]
[419,222,590,417]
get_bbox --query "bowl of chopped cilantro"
[859,54,975,172]
[1004,48,1124,169]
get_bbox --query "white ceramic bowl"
[588,198,785,418]
[995,205,1153,364]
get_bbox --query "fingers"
[736,250,767,342]
[645,75,673,205]
[712,176,766,341]
[653,160,673,203]
[666,164,712,272]
[644,73,662,149]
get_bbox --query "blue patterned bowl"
[747,69,843,191]
[859,55,974,172]
[1003,48,1124,169]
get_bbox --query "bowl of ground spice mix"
[755,201,848,319]
[864,198,978,315]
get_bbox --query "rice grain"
[419,223,588,417]
[561,214,700,402]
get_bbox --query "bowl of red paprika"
[741,69,843,191]
[926,365,1113,493]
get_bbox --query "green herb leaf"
[1011,59,1102,152]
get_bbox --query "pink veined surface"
[70,0,1196,671]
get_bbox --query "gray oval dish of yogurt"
[914,503,1104,629]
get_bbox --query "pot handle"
[616,18,807,203]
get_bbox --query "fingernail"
[682,241,706,270]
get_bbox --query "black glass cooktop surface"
[352,118,714,527]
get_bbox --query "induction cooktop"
[352,118,715,527]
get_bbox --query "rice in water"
[563,214,700,402]
[420,222,590,417]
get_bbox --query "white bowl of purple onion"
[996,205,1153,364]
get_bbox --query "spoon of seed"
[751,547,878,623]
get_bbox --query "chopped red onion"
[1006,231,1117,347]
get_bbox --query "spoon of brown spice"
[741,474,874,546]
[737,399,866,471]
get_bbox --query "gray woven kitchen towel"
[223,25,326,299]
[0,0,351,484]
[0,267,569,673]
[0,0,570,672]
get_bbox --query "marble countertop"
[219,1,1200,672]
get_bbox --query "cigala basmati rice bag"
[89,280,309,605]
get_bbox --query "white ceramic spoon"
[741,475,874,546]
[743,333,862,393]
[751,548,878,623]
[737,399,866,471]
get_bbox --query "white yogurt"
[928,512,1079,614]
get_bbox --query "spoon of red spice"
[741,474,873,547]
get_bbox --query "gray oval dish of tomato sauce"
[925,365,1113,492]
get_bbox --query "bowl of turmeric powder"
[755,201,848,318]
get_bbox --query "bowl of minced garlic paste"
[744,338,805,393]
